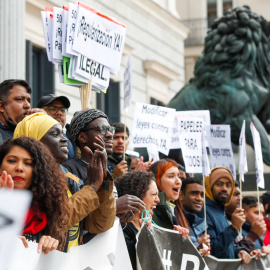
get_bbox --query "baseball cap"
[36,94,70,108]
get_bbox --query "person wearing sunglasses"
[37,94,76,160]
[63,109,146,240]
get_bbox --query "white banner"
[124,54,132,110]
[207,125,236,178]
[178,117,203,173]
[8,218,132,270]
[239,120,248,176]
[130,103,175,155]
[73,3,126,73]
[250,123,265,189]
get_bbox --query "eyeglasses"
[45,106,68,115]
[82,125,116,135]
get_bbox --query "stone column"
[0,0,25,81]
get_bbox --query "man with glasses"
[37,94,76,159]
[63,109,146,239]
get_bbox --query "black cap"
[36,94,70,108]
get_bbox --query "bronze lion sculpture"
[168,6,270,165]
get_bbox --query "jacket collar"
[206,197,225,211]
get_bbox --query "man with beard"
[63,109,146,237]
[204,167,249,260]
[37,94,76,160]
[0,79,44,144]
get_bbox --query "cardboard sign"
[250,123,264,189]
[207,125,236,178]
[124,54,132,110]
[177,117,203,173]
[52,7,63,63]
[130,103,175,155]
[239,120,248,176]
[73,3,126,73]
[171,110,211,149]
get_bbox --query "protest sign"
[74,55,110,90]
[207,125,236,178]
[63,56,84,85]
[66,3,79,57]
[52,7,63,63]
[147,145,160,163]
[41,10,53,62]
[171,110,211,149]
[73,3,126,73]
[62,6,71,58]
[136,223,208,270]
[130,103,175,155]
[250,123,265,189]
[239,120,248,175]
[202,130,211,177]
[177,117,203,173]
[124,54,132,110]
[0,190,32,270]
[8,218,131,270]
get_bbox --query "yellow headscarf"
[14,113,59,141]
[204,166,235,206]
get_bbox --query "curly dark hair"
[115,171,156,200]
[0,137,69,248]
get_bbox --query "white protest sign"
[147,146,160,163]
[207,125,236,178]
[68,56,88,83]
[74,54,110,89]
[171,110,211,149]
[66,3,79,57]
[178,117,203,173]
[52,7,63,63]
[62,6,71,58]
[73,3,126,73]
[0,190,32,270]
[250,123,264,189]
[41,10,53,62]
[130,103,175,155]
[239,120,248,176]
[124,54,132,110]
[202,130,211,177]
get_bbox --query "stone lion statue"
[168,6,270,165]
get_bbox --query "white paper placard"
[202,129,211,177]
[73,3,126,73]
[239,120,248,176]
[124,54,132,110]
[130,103,175,155]
[250,123,264,189]
[207,125,236,178]
[41,11,53,62]
[62,6,72,58]
[52,7,63,63]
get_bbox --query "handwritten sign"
[250,123,264,189]
[207,125,236,178]
[41,11,53,62]
[73,3,126,73]
[124,54,132,110]
[171,110,211,149]
[52,7,63,63]
[177,117,203,173]
[130,103,175,155]
[62,6,71,58]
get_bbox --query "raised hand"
[0,171,14,189]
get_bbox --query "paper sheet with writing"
[73,3,126,73]
[239,120,248,176]
[130,103,175,155]
[124,54,132,110]
[207,125,236,178]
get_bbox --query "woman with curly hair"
[116,171,159,270]
[0,136,69,254]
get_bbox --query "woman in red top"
[0,137,69,254]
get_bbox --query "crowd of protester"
[1,79,270,268]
